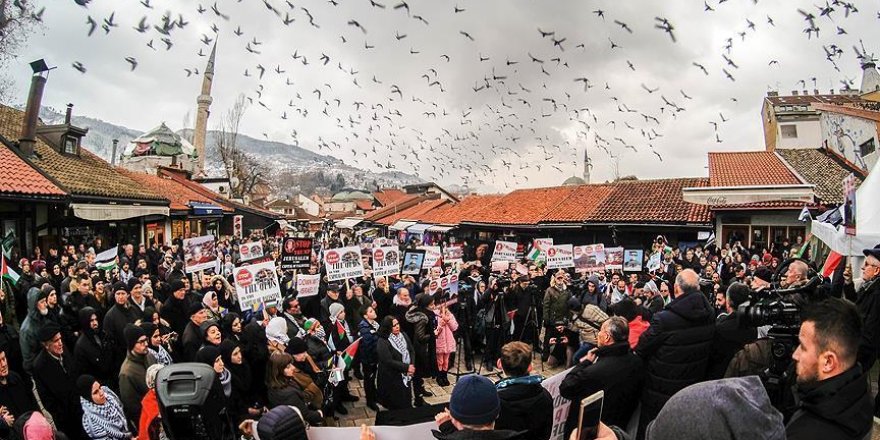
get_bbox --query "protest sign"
[308,422,435,440]
[239,241,264,262]
[491,240,518,262]
[280,237,312,270]
[439,273,459,296]
[322,246,365,281]
[623,249,644,272]
[371,246,400,278]
[420,246,442,268]
[442,245,464,263]
[295,273,321,298]
[647,251,662,272]
[542,367,574,440]
[605,247,624,270]
[546,244,574,270]
[527,238,553,261]
[184,235,217,273]
[234,260,282,310]
[401,250,425,275]
[574,244,605,271]
[491,260,511,272]
[232,215,243,240]
[844,173,857,236]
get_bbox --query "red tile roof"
[373,188,409,207]
[708,151,802,187]
[585,178,711,224]
[461,186,581,225]
[545,184,615,222]
[419,194,505,225]
[0,143,65,199]
[765,94,866,107]
[363,194,423,221]
[118,169,234,213]
[813,103,880,123]
[355,199,375,212]
[710,200,813,210]
[376,198,450,226]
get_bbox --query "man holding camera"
[787,298,872,440]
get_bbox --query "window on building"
[63,136,78,155]
[780,124,798,138]
[859,138,876,157]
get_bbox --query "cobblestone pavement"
[336,354,566,427]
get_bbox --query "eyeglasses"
[136,338,148,345]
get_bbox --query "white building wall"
[820,113,879,171]
[298,194,320,216]
[776,120,822,149]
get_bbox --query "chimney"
[19,74,47,157]
[813,89,819,95]
[111,139,118,165]
[830,89,835,95]
[767,91,779,97]
[792,90,799,96]
[803,90,808,96]
[64,103,73,124]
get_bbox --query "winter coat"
[18,287,47,373]
[405,307,436,374]
[635,290,715,429]
[559,342,644,437]
[852,278,880,371]
[74,310,112,382]
[160,295,190,336]
[0,370,39,439]
[266,382,324,426]
[358,319,379,365]
[571,303,608,347]
[542,286,571,327]
[706,312,758,380]
[434,308,459,355]
[786,365,873,440]
[304,333,333,366]
[138,389,160,440]
[33,348,83,439]
[376,335,414,410]
[495,377,553,440]
[103,303,140,368]
[181,320,202,362]
[118,351,157,422]
[627,316,649,349]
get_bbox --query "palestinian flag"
[335,320,346,339]
[1,255,19,286]
[337,337,361,370]
[95,247,118,271]
[821,251,844,278]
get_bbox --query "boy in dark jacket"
[494,341,553,440]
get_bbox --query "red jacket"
[139,389,161,440]
[628,316,650,349]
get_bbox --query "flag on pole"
[821,251,844,278]
[1,231,14,260]
[1,254,19,286]
[95,246,118,271]
[798,206,812,222]
[335,320,346,339]
[336,337,361,370]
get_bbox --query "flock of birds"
[28,0,880,189]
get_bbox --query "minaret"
[859,60,880,94]
[583,148,591,184]
[193,40,217,176]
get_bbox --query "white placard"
[239,241,264,262]
[546,244,575,270]
[419,246,442,268]
[234,260,282,309]
[295,273,321,298]
[184,235,217,273]
[323,246,366,281]
[491,240,518,262]
[541,367,574,440]
[371,246,400,278]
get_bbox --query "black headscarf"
[77,374,97,402]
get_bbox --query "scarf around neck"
[81,387,130,440]
[388,332,411,386]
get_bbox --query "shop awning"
[335,218,363,229]
[189,202,223,216]
[389,220,417,231]
[71,203,169,221]
[406,223,433,234]
[427,225,455,233]
[356,227,379,237]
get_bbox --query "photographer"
[787,298,872,440]
[509,275,537,345]
[480,277,507,372]
[542,272,572,363]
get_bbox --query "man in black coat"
[560,316,643,438]
[706,282,758,379]
[181,303,209,362]
[494,341,552,440]
[0,344,39,439]
[787,297,873,440]
[102,282,140,383]
[32,323,86,440]
[635,269,715,436]
[160,279,190,336]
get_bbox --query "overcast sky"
[9,0,880,192]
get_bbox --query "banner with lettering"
[491,240,518,262]
[239,241,264,262]
[234,260,282,310]
[546,244,575,270]
[371,246,400,278]
[323,246,366,281]
[419,246,442,268]
[184,235,217,273]
[574,244,605,271]
[295,273,321,298]
[281,237,313,270]
[542,367,574,440]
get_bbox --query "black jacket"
[706,311,757,380]
[635,290,715,427]
[495,377,553,440]
[433,421,524,440]
[0,371,39,438]
[852,279,880,371]
[33,349,83,439]
[376,335,414,410]
[786,365,873,440]
[559,342,643,436]
[181,320,202,362]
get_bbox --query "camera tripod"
[449,299,476,378]
[517,301,545,374]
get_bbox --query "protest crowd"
[0,226,877,440]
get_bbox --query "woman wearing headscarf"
[210,275,238,313]
[139,322,173,366]
[376,315,415,410]
[265,352,324,426]
[202,291,225,322]
[74,307,113,382]
[220,312,243,343]
[193,346,234,440]
[358,306,380,412]
[138,364,164,440]
[77,374,133,440]
[219,339,261,424]
[405,293,437,406]
[324,303,359,413]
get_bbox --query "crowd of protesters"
[0,229,877,440]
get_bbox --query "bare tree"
[0,0,41,101]
[215,94,268,199]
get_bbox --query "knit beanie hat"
[169,279,186,294]
[645,376,785,440]
[39,284,54,302]
[38,322,61,343]
[302,318,319,332]
[265,317,290,345]
[111,281,128,294]
[195,346,221,367]
[76,374,97,402]
[287,337,307,355]
[188,302,206,317]
[449,374,500,425]
[124,324,146,351]
[256,405,307,440]
[127,278,142,292]
[328,302,345,319]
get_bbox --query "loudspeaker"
[155,363,217,440]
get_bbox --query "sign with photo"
[322,246,365,281]
[419,246,442,268]
[623,249,644,272]
[234,260,282,310]
[647,251,662,272]
[440,273,459,296]
[371,246,400,278]
[239,241,264,262]
[844,173,857,236]
[232,215,243,240]
[281,238,313,270]
[574,244,605,271]
[605,247,624,271]
[401,250,426,275]
[491,240,518,262]
[442,245,464,263]
[184,235,218,273]
[546,244,575,270]
[295,273,321,298]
